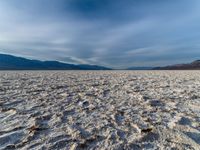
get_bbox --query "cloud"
[0,0,200,68]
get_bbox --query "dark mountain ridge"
[0,54,111,70]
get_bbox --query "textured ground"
[0,71,200,150]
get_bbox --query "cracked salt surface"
[0,71,200,150]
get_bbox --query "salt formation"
[0,71,199,149]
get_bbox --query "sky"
[0,0,200,68]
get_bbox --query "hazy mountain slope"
[127,67,153,70]
[153,60,200,70]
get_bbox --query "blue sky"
[0,0,200,68]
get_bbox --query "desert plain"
[0,71,200,150]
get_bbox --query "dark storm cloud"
[0,0,200,68]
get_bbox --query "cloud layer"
[0,0,200,68]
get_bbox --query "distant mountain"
[127,67,153,70]
[0,54,111,70]
[153,60,200,70]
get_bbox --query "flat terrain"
[0,71,200,150]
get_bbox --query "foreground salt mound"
[0,71,199,150]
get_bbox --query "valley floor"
[0,71,200,149]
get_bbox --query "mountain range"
[1,53,200,70]
[0,54,111,70]
[153,60,200,70]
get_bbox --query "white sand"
[0,71,199,150]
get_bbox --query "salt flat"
[0,71,200,150]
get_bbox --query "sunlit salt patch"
[60,93,68,97]
[0,113,27,133]
[0,122,23,133]
[0,109,17,125]
[0,108,17,116]
[0,131,25,149]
